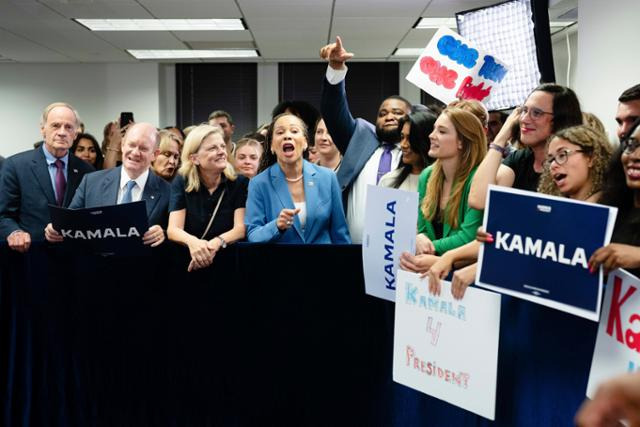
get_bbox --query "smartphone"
[119,112,134,128]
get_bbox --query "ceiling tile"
[136,0,241,19]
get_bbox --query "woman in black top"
[590,120,640,276]
[167,124,248,271]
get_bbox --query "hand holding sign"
[425,254,454,295]
[399,251,439,275]
[142,224,165,247]
[589,243,640,275]
[319,36,354,70]
[451,263,477,300]
[416,233,435,254]
[44,223,63,243]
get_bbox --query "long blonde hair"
[537,125,612,199]
[178,124,236,193]
[421,108,487,229]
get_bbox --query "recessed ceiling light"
[127,49,259,59]
[392,48,424,57]
[75,19,245,31]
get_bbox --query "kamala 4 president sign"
[587,269,640,398]
[477,186,617,321]
[362,185,418,302]
[49,201,149,256]
[393,270,501,420]
[405,26,509,105]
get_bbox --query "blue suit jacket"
[245,161,350,244]
[69,166,170,228]
[0,147,94,240]
[321,77,380,205]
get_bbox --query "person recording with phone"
[103,112,135,169]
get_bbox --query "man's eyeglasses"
[622,137,640,154]
[520,105,554,120]
[545,149,584,167]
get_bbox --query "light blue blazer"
[246,161,351,244]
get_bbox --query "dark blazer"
[0,147,94,240]
[321,77,380,204]
[246,161,350,244]
[69,166,170,228]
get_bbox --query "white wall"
[0,63,162,157]
[576,0,640,140]
[552,28,578,90]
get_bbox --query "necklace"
[285,175,303,183]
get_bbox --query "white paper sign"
[362,185,418,302]
[587,269,640,398]
[405,26,509,105]
[393,270,501,420]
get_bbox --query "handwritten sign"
[393,270,501,420]
[49,201,150,256]
[587,269,640,398]
[362,185,418,302]
[405,26,509,105]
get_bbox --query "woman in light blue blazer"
[245,113,351,244]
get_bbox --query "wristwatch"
[215,235,227,249]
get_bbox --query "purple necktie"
[54,159,66,206]
[376,143,394,184]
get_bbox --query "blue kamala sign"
[477,186,617,321]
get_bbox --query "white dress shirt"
[325,65,402,244]
[117,168,149,204]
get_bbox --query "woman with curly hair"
[537,125,612,202]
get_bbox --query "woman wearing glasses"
[468,83,583,209]
[537,125,612,203]
[590,120,640,276]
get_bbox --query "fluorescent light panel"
[75,19,245,31]
[414,17,574,30]
[414,18,457,29]
[393,48,424,57]
[127,49,259,59]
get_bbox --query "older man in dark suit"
[45,122,169,247]
[0,102,94,252]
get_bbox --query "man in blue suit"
[45,122,169,247]
[319,36,412,243]
[0,102,94,252]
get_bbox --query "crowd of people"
[1,35,640,424]
[0,36,639,279]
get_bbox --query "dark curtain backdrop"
[279,62,399,125]
[176,63,257,137]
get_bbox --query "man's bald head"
[121,122,159,179]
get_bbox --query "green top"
[417,165,483,255]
